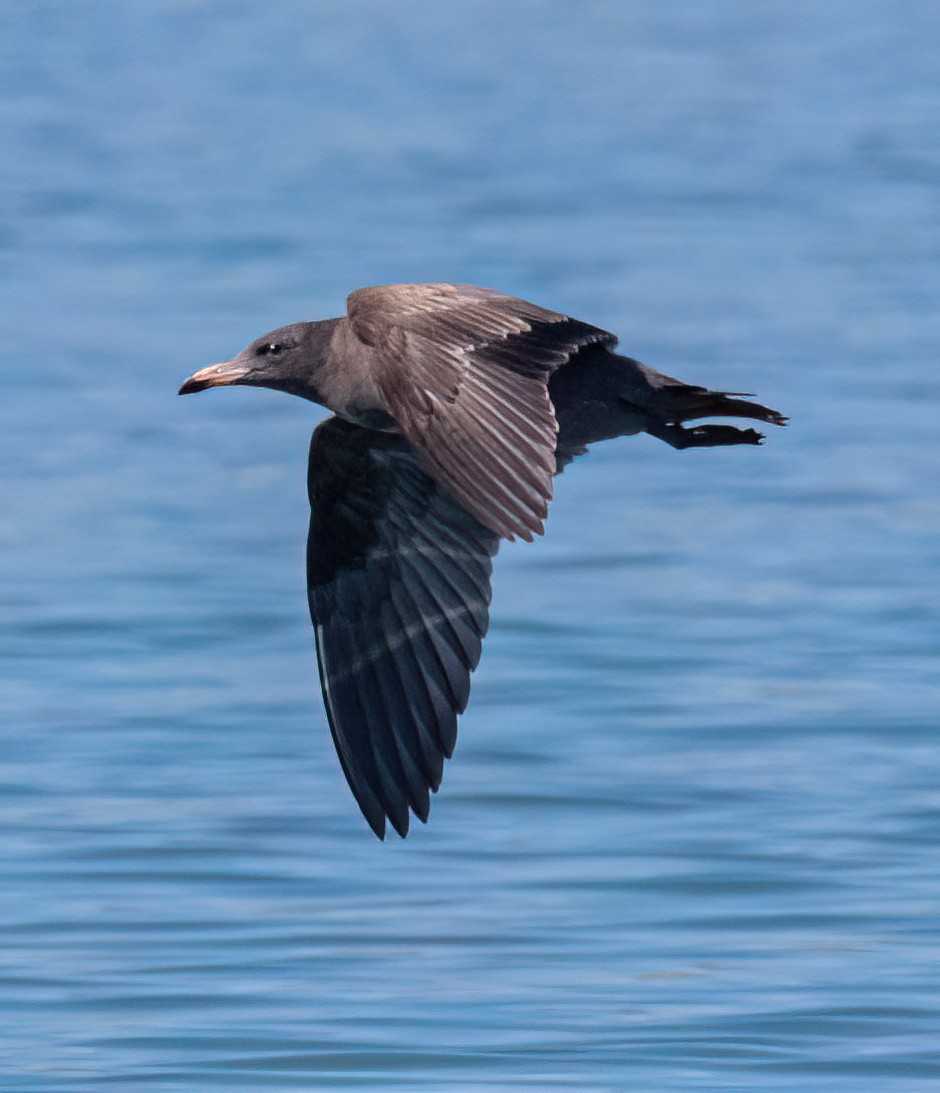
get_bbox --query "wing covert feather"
[346,283,616,540]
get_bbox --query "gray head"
[178,319,339,402]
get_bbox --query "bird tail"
[666,387,788,427]
[618,357,787,449]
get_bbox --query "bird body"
[180,283,786,837]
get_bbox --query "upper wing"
[306,416,500,839]
[346,283,616,541]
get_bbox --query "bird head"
[178,322,330,401]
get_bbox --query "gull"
[180,283,785,836]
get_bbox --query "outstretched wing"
[346,283,616,541]
[306,416,500,838]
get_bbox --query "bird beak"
[178,358,251,395]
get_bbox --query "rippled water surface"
[2,2,940,1089]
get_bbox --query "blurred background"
[2,1,939,1089]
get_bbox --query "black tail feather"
[670,388,788,428]
[628,361,787,448]
[619,356,787,437]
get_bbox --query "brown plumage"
[179,283,786,837]
[181,282,785,542]
[345,285,614,539]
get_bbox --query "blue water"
[2,1,940,1088]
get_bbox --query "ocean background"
[2,1,939,1088]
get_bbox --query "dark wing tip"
[307,417,499,841]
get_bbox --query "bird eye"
[257,342,283,357]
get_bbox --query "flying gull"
[180,283,785,836]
